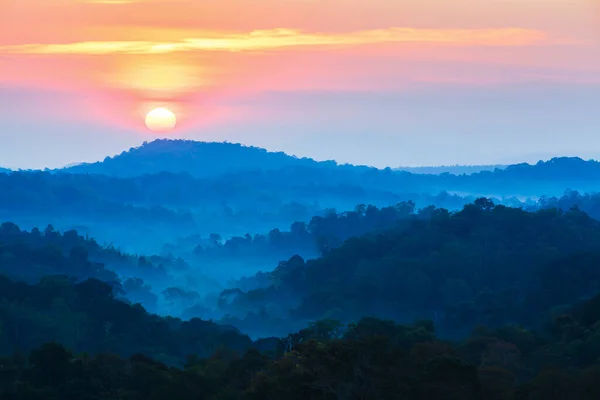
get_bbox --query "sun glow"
[109,58,205,97]
[145,107,177,131]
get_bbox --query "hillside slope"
[65,139,335,178]
[0,274,254,364]
[63,140,600,197]
[217,201,600,337]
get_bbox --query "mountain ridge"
[64,139,341,178]
[62,139,600,180]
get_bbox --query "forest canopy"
[3,141,600,398]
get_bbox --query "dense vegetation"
[6,193,600,330]
[189,202,421,267]
[2,286,600,399]
[64,140,600,197]
[534,190,600,221]
[4,140,600,398]
[214,200,600,338]
[0,274,257,366]
[65,140,327,178]
[0,167,469,254]
[0,222,216,315]
[177,191,600,268]
[6,140,600,256]
[0,223,120,284]
[0,203,437,320]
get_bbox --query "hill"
[471,157,600,181]
[64,139,335,178]
[6,143,600,257]
[63,140,600,197]
[0,274,254,365]
[3,200,600,397]
[0,167,477,254]
[215,200,600,338]
[0,222,120,284]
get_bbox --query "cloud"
[0,27,551,55]
[79,0,150,3]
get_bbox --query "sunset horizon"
[2,0,599,169]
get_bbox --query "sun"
[145,108,177,132]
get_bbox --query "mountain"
[8,140,600,256]
[64,139,336,178]
[0,167,10,174]
[63,140,600,196]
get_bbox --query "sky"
[1,0,599,169]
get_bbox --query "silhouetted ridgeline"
[62,140,600,197]
[4,140,600,199]
[3,140,600,256]
[64,139,334,178]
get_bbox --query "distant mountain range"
[3,139,600,255]
[396,165,508,175]
[3,139,600,200]
[57,139,600,195]
[478,157,600,180]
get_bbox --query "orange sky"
[1,0,599,168]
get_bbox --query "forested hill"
[60,139,600,197]
[64,139,336,178]
[0,274,256,365]
[196,156,600,197]
[0,222,121,284]
[467,157,600,181]
[3,203,600,398]
[0,222,207,314]
[217,200,600,337]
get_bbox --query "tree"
[209,233,222,247]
